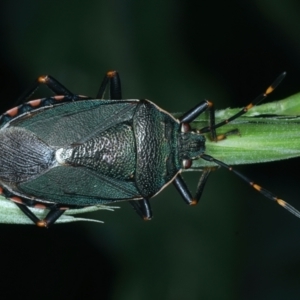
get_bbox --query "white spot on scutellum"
[55,148,66,165]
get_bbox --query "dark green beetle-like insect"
[0,71,299,227]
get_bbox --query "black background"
[0,1,300,299]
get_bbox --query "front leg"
[173,169,213,205]
[129,199,152,220]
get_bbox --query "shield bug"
[0,71,299,227]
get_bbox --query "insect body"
[0,71,299,227]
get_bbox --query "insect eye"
[182,159,192,169]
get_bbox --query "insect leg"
[173,168,213,205]
[201,153,300,218]
[16,75,74,104]
[41,208,66,227]
[173,175,194,205]
[179,100,212,123]
[178,100,220,141]
[14,203,41,224]
[194,168,214,203]
[213,128,241,142]
[14,203,66,227]
[129,199,152,220]
[97,70,122,100]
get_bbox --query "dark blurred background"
[1,1,300,299]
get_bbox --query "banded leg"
[173,168,213,205]
[97,70,122,100]
[16,75,74,104]
[129,199,152,220]
[15,203,66,227]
